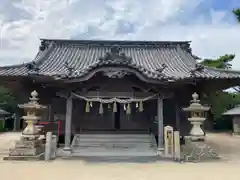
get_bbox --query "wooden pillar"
[175,103,180,131]
[63,96,73,150]
[157,97,164,150]
[13,113,17,131]
[13,112,21,131]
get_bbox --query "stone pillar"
[63,96,73,151]
[174,131,181,161]
[164,125,174,157]
[157,97,164,150]
[45,132,52,161]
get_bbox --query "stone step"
[72,142,154,146]
[70,133,157,157]
[72,144,156,149]
[71,149,158,157]
[75,134,151,138]
[72,134,155,145]
[73,139,153,143]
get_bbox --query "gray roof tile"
[223,105,240,115]
[1,39,240,81]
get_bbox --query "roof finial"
[64,61,75,76]
[25,61,40,75]
[156,63,167,73]
[39,40,49,51]
[99,45,132,64]
[110,45,120,55]
[190,63,204,76]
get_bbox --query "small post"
[45,132,52,161]
[174,131,181,161]
[164,125,174,157]
[51,135,57,159]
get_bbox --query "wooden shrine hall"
[0,39,240,156]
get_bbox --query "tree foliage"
[199,8,240,127]
[205,92,239,120]
[200,53,240,129]
[0,86,17,114]
[233,8,240,22]
[200,54,235,69]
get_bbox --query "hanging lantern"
[126,103,131,115]
[113,101,117,112]
[99,103,104,114]
[90,102,93,107]
[85,101,90,113]
[139,101,144,112]
[108,103,111,109]
[124,104,126,111]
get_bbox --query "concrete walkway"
[0,132,240,180]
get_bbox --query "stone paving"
[0,132,239,180]
[0,132,21,158]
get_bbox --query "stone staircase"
[70,133,158,157]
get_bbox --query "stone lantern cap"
[18,90,47,110]
[183,92,210,112]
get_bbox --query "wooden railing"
[38,120,61,136]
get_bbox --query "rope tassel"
[113,102,117,112]
[85,101,90,113]
[126,103,131,115]
[139,101,144,112]
[99,103,104,114]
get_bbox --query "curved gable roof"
[0,39,240,81]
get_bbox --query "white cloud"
[0,0,240,70]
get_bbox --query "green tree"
[0,86,17,113]
[233,8,240,22]
[200,54,234,69]
[200,54,240,130]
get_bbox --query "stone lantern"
[183,92,210,141]
[181,92,219,162]
[19,90,46,139]
[4,90,47,160]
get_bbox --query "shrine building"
[0,39,240,153]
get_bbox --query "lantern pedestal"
[4,90,47,161]
[182,136,220,162]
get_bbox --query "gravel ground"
[0,132,239,180]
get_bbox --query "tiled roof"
[1,39,240,81]
[223,105,240,115]
[0,108,10,116]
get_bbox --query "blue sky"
[0,0,240,69]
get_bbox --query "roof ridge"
[40,38,191,47]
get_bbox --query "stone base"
[57,148,72,158]
[9,146,45,156]
[4,136,45,161]
[182,140,220,162]
[156,148,164,156]
[3,153,44,161]
[15,139,44,148]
